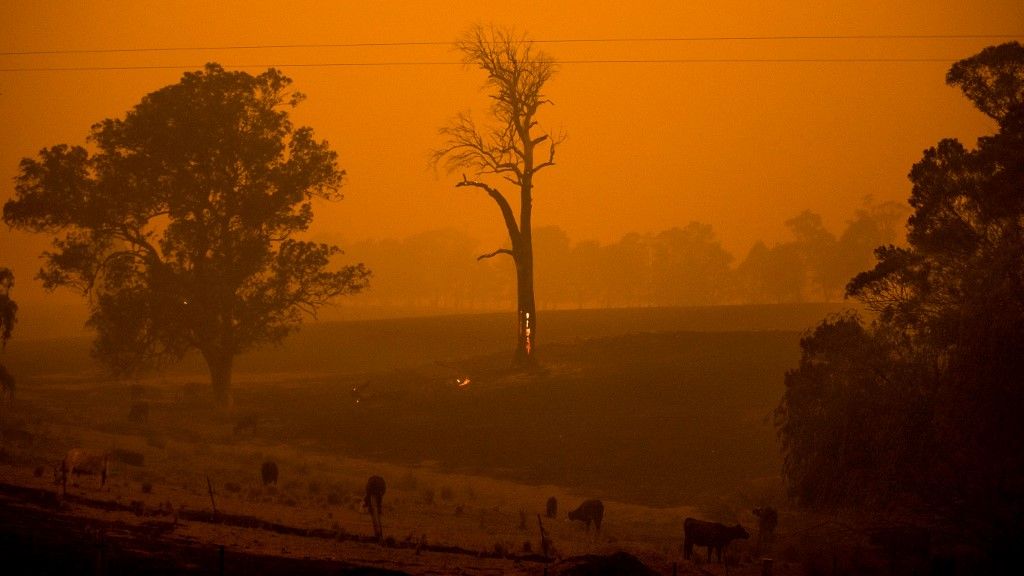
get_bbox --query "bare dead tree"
[432,25,562,367]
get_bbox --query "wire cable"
[0,57,966,73]
[1,33,1020,57]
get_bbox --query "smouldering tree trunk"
[433,25,562,367]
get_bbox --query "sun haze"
[0,1,1020,332]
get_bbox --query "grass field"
[0,303,870,574]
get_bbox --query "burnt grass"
[244,329,800,507]
[0,305,846,575]
[5,305,823,508]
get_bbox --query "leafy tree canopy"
[3,64,370,403]
[777,42,1024,561]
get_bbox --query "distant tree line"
[339,198,907,311]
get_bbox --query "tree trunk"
[514,253,537,368]
[203,350,234,408]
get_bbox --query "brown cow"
[683,517,749,563]
[60,448,109,497]
[568,499,604,532]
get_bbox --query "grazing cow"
[546,496,558,519]
[752,506,778,555]
[683,517,750,563]
[60,448,109,497]
[364,475,386,541]
[261,461,278,486]
[568,499,604,532]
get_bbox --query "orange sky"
[1,1,1022,330]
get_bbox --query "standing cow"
[59,448,109,497]
[364,475,386,542]
[568,499,604,532]
[683,517,749,563]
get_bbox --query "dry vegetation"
[0,305,911,575]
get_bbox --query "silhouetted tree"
[3,64,370,405]
[784,211,837,300]
[433,25,563,366]
[776,42,1024,562]
[0,268,16,401]
[650,223,733,306]
[346,229,510,311]
[733,241,805,303]
[820,199,908,299]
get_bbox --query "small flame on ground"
[456,377,471,387]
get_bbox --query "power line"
[1,33,1020,57]
[0,57,963,73]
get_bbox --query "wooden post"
[537,514,549,558]
[672,561,677,576]
[206,475,217,519]
[761,557,774,576]
[218,545,225,576]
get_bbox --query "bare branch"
[456,176,521,246]
[477,248,515,261]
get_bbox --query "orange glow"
[0,2,1020,335]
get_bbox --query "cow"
[546,496,558,519]
[683,517,750,563]
[60,448,109,497]
[364,475,386,542]
[261,461,278,486]
[752,506,778,555]
[568,499,604,532]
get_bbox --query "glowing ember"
[456,377,471,387]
